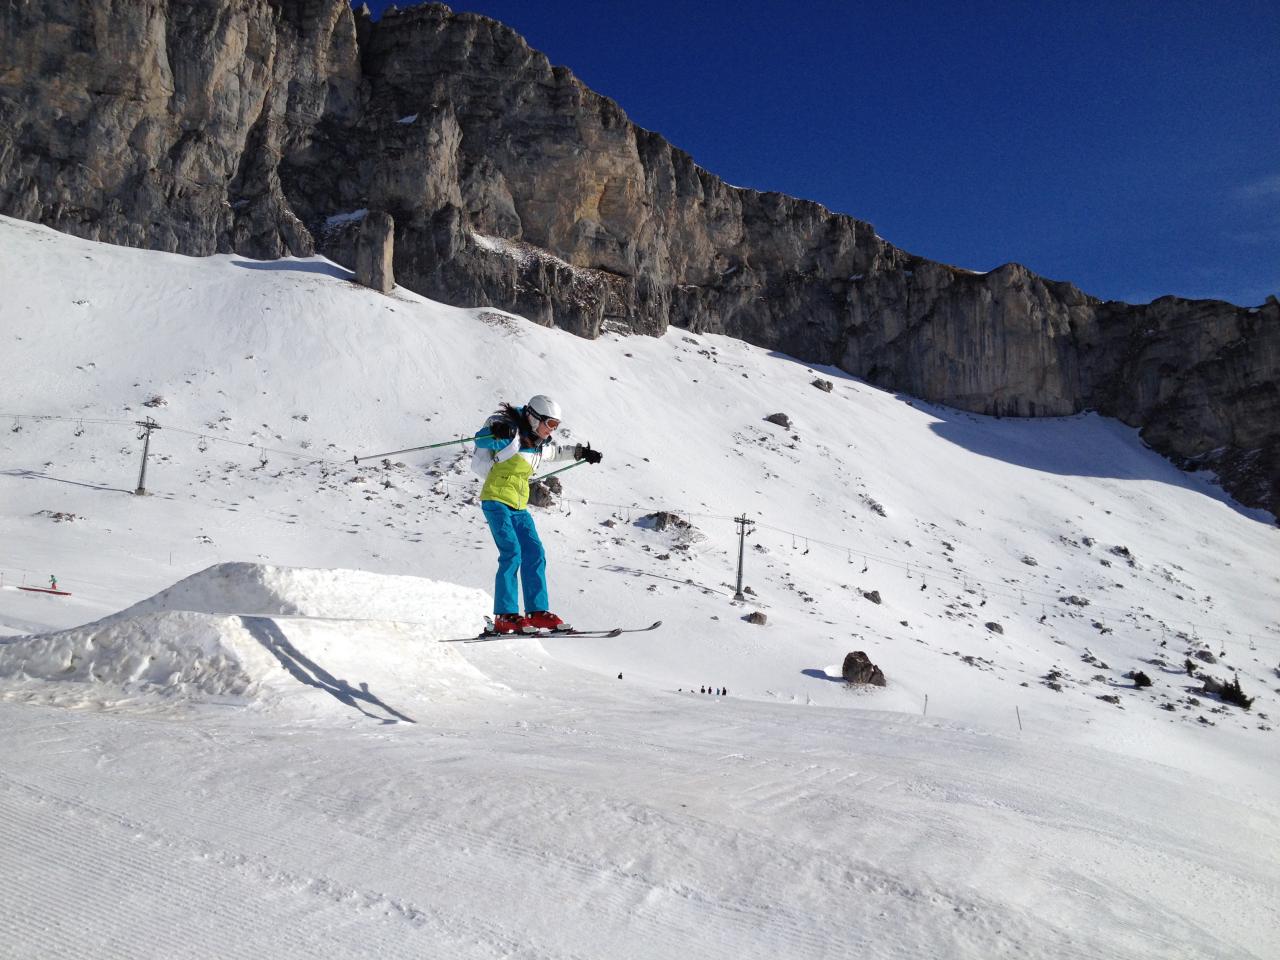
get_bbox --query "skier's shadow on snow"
[241,616,415,724]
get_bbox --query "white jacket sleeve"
[542,441,583,464]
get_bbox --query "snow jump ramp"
[0,563,495,718]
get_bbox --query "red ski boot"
[524,610,570,632]
[491,613,529,635]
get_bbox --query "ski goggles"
[531,411,561,430]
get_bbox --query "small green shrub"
[1220,675,1254,711]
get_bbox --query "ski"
[582,619,662,637]
[439,620,662,644]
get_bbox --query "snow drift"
[0,563,492,712]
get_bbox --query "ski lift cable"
[0,412,351,466]
[0,412,138,427]
[162,425,348,466]
[6,412,358,465]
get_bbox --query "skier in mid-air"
[474,395,602,634]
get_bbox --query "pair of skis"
[441,620,662,644]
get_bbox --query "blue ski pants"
[481,500,549,614]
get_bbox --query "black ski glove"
[489,420,514,440]
[575,444,603,464]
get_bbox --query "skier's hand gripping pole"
[531,444,602,483]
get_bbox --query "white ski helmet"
[526,394,562,424]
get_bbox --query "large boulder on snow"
[842,651,886,686]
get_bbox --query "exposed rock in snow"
[842,650,886,686]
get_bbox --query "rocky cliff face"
[0,0,364,258]
[2,0,1276,516]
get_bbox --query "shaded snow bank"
[0,564,490,710]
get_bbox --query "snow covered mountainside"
[1,214,1277,958]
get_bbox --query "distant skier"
[474,395,602,634]
[49,574,57,591]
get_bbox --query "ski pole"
[531,459,590,483]
[353,434,492,465]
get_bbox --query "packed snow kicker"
[1,215,1278,959]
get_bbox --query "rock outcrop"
[0,0,363,258]
[1,0,1276,514]
[355,211,395,293]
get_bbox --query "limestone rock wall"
[1,0,1276,514]
[0,0,364,257]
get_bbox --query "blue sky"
[359,1,1278,306]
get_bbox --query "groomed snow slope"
[1,216,1278,958]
